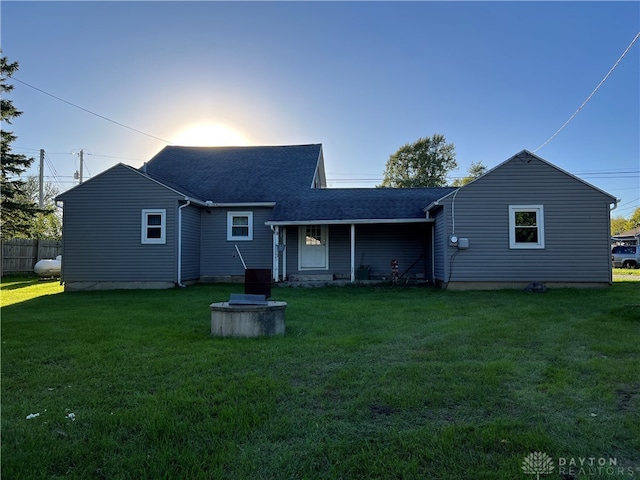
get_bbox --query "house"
[55,146,617,291]
[612,227,640,245]
[426,150,617,289]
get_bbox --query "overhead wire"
[85,152,146,162]
[532,31,640,153]
[45,152,65,190]
[325,170,640,184]
[617,197,640,208]
[44,151,65,191]
[9,37,638,209]
[12,77,174,145]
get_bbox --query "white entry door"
[299,225,328,270]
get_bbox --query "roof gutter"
[610,198,620,212]
[265,217,434,226]
[204,202,276,208]
[424,200,440,212]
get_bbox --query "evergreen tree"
[1,55,39,238]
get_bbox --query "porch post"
[272,225,280,282]
[350,224,355,282]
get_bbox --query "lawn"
[2,278,639,479]
[613,267,640,277]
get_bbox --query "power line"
[14,146,144,162]
[616,197,640,208]
[85,152,146,162]
[532,31,640,153]
[327,172,640,183]
[12,77,174,144]
[44,151,65,191]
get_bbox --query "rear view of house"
[56,146,617,291]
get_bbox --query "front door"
[299,225,328,270]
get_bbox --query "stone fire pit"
[210,294,286,337]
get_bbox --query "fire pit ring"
[210,294,286,337]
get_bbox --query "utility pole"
[79,149,84,184]
[74,149,84,184]
[39,149,45,208]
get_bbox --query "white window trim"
[141,209,166,244]
[227,211,253,241]
[509,205,545,249]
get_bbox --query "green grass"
[2,277,639,479]
[613,267,640,277]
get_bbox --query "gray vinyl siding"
[283,227,300,277]
[180,205,201,281]
[353,224,430,279]
[200,207,274,277]
[59,165,183,283]
[284,223,431,279]
[441,156,615,283]
[328,225,351,275]
[432,207,448,282]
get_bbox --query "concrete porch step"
[287,274,334,282]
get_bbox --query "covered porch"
[267,220,435,284]
[265,187,454,285]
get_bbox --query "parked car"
[611,245,640,269]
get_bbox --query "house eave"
[55,162,193,202]
[424,189,460,211]
[266,218,434,226]
[204,202,277,208]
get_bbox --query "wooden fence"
[1,239,62,276]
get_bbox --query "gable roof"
[471,150,618,201]
[141,144,324,203]
[427,149,618,208]
[268,187,457,225]
[56,162,189,201]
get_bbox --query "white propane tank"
[34,255,61,277]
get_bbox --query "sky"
[2,1,639,219]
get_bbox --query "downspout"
[450,188,460,237]
[177,199,191,287]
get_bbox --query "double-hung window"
[509,205,544,249]
[141,209,166,244]
[227,212,253,241]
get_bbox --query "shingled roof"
[141,144,456,223]
[268,187,456,224]
[142,144,323,203]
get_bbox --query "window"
[141,209,166,244]
[509,205,544,249]
[305,225,323,246]
[227,212,253,241]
